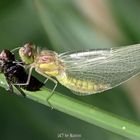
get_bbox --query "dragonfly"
[0,49,44,97]
[17,43,140,96]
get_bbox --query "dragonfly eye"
[23,43,34,57]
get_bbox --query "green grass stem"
[0,74,140,140]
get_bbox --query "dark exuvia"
[0,49,44,97]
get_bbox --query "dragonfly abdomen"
[57,73,109,95]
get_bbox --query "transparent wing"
[59,44,140,92]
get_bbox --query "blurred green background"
[0,0,140,139]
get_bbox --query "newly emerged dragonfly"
[0,49,44,97]
[18,43,140,95]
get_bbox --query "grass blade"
[0,74,140,140]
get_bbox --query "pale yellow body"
[56,72,109,95]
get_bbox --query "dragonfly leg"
[43,78,49,84]
[13,61,25,68]
[46,79,58,109]
[35,68,58,108]
[11,47,21,53]
[12,66,33,86]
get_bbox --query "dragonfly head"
[19,43,36,65]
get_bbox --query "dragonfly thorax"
[36,51,64,77]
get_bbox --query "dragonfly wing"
[59,44,140,93]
